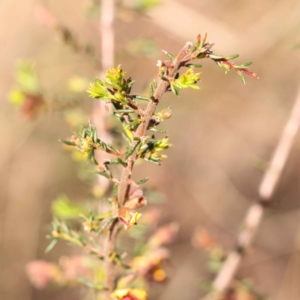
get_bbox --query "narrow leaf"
[136,177,149,185]
[150,83,154,97]
[93,129,97,143]
[185,63,203,68]
[59,139,76,146]
[150,127,167,133]
[238,73,246,85]
[114,109,135,113]
[209,54,224,60]
[96,171,110,179]
[97,217,115,234]
[226,54,239,60]
[133,95,150,101]
[113,184,118,198]
[125,141,141,159]
[45,239,58,253]
[153,79,157,89]
[170,84,179,96]
[162,50,175,60]
[243,61,253,67]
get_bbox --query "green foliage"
[16,28,258,299]
[138,136,172,164]
[87,66,134,105]
[208,53,259,84]
[61,122,122,165]
[171,69,201,95]
[8,60,40,106]
[15,61,40,94]
[51,194,88,219]
[133,0,161,12]
[49,218,87,248]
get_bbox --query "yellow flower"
[118,207,142,230]
[111,288,147,300]
[80,136,94,153]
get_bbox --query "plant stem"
[104,219,119,297]
[98,1,116,299]
[117,42,194,206]
[205,86,300,298]
[105,39,208,296]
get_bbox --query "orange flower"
[132,248,169,283]
[118,207,142,230]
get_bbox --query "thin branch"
[97,0,116,298]
[104,219,119,295]
[117,42,194,207]
[206,86,300,298]
[100,0,115,71]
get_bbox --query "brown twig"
[205,86,300,299]
[117,42,195,207]
[103,40,209,295]
[104,218,119,295]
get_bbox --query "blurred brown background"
[2,0,300,300]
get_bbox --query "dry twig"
[206,86,300,298]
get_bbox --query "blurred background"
[2,0,300,300]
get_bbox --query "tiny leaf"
[45,239,58,253]
[136,177,149,185]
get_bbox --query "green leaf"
[162,50,175,60]
[92,156,99,165]
[170,83,180,96]
[123,124,134,141]
[87,79,110,100]
[93,128,97,143]
[144,157,161,165]
[191,46,198,53]
[110,158,127,167]
[209,54,224,60]
[153,79,157,88]
[106,143,119,154]
[150,83,154,97]
[243,61,253,67]
[238,73,246,85]
[87,149,94,160]
[15,61,40,94]
[45,239,58,253]
[226,54,239,60]
[59,139,76,146]
[133,0,160,12]
[97,217,116,234]
[77,278,105,290]
[185,63,203,68]
[125,141,141,159]
[96,171,110,179]
[114,109,135,113]
[113,184,118,198]
[52,194,88,219]
[173,69,201,90]
[136,177,149,185]
[133,95,150,101]
[150,127,167,133]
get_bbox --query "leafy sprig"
[51,34,258,299]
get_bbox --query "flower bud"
[157,108,172,120]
